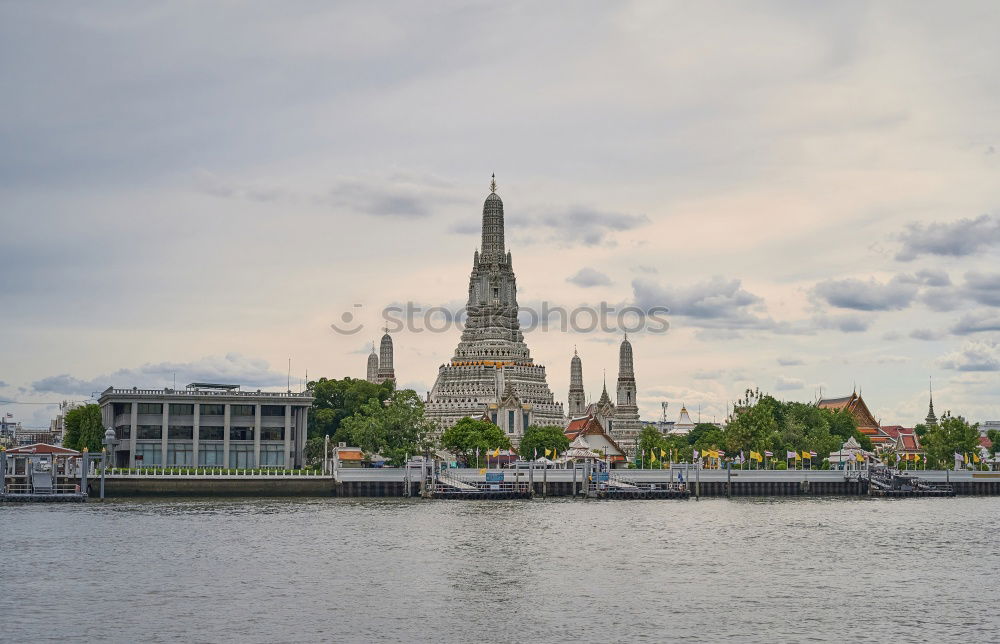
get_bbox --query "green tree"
[440,417,511,467]
[307,377,393,439]
[63,404,104,452]
[518,425,569,460]
[637,426,666,463]
[922,412,980,469]
[987,429,1000,459]
[305,436,326,466]
[338,389,434,465]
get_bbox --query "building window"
[261,405,285,417]
[490,413,497,425]
[199,426,224,440]
[230,426,254,441]
[260,444,284,467]
[229,443,255,468]
[167,442,193,465]
[137,403,163,415]
[169,403,194,415]
[523,413,530,430]
[135,442,161,465]
[508,410,515,433]
[168,425,193,440]
[607,419,613,433]
[198,443,224,466]
[260,426,283,441]
[113,403,130,416]
[136,425,162,440]
[200,404,224,416]
[231,404,255,417]
[115,425,131,440]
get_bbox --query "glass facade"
[199,443,224,466]
[137,403,163,415]
[136,425,162,440]
[260,426,283,441]
[200,404,224,416]
[135,442,161,465]
[260,444,284,467]
[231,404,255,417]
[199,426,224,440]
[169,403,194,415]
[168,425,193,439]
[167,442,193,465]
[229,443,255,468]
[261,405,285,416]
[229,426,253,441]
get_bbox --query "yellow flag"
[544,448,551,457]
[659,448,666,459]
[914,453,921,462]
[650,450,658,463]
[855,452,864,462]
[801,451,810,460]
[479,468,486,474]
[751,451,762,462]
[493,447,500,458]
[973,453,981,463]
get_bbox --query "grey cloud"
[566,267,613,288]
[921,288,964,313]
[813,313,873,333]
[812,276,918,311]
[449,220,481,235]
[896,213,1000,261]
[775,376,804,391]
[882,331,902,341]
[634,265,659,274]
[777,357,804,366]
[910,328,945,341]
[510,207,648,247]
[897,269,951,287]
[963,272,1000,307]
[937,341,1000,372]
[324,181,431,219]
[633,276,763,323]
[952,310,1000,335]
[31,354,287,396]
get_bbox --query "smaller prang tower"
[376,328,395,384]
[366,342,379,383]
[613,333,641,454]
[568,347,586,418]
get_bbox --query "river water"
[2,496,998,643]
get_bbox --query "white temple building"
[424,177,564,442]
[670,405,696,435]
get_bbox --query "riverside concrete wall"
[95,477,333,497]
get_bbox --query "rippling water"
[3,497,998,643]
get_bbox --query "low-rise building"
[98,383,313,469]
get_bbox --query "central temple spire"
[480,174,505,263]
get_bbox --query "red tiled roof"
[4,443,80,456]
[900,434,919,450]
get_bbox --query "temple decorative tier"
[424,178,564,442]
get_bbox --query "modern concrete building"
[98,383,313,469]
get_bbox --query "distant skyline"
[2,2,999,429]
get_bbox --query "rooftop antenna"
[661,401,669,423]
[172,372,176,390]
[698,404,701,423]
[490,173,497,194]
[287,358,291,393]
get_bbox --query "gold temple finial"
[490,173,497,194]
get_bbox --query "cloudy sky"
[2,2,999,430]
